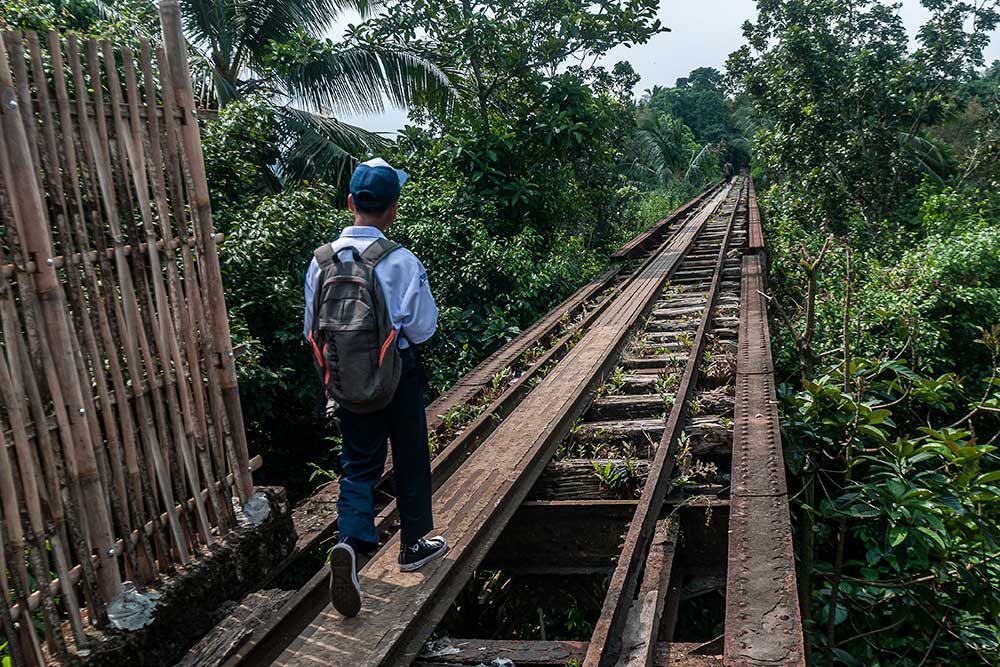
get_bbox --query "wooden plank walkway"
[272,185,733,667]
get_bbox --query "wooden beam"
[412,640,722,666]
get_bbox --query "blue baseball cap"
[350,158,409,211]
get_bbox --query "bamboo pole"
[0,527,26,666]
[118,44,216,547]
[0,401,68,661]
[26,30,156,586]
[4,334,89,646]
[160,0,254,501]
[45,30,163,583]
[10,31,122,611]
[88,38,196,554]
[8,453,262,625]
[0,299,89,646]
[0,77,73,640]
[0,232,224,278]
[63,34,175,574]
[3,33,42,192]
[0,232,106,630]
[0,426,47,667]
[0,30,122,603]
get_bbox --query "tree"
[640,67,748,172]
[631,110,699,186]
[351,0,666,132]
[179,0,454,186]
[727,0,999,237]
[654,67,732,143]
[1,0,453,187]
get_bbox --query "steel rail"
[583,180,746,667]
[218,183,728,667]
[241,185,733,667]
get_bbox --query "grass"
[597,367,626,397]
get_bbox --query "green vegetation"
[729,1,1000,664]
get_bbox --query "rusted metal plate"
[724,493,802,666]
[746,178,764,250]
[736,255,773,376]
[724,193,804,666]
[411,640,722,666]
[730,373,786,499]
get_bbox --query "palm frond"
[187,50,228,108]
[899,132,952,184]
[276,106,388,187]
[276,45,454,116]
[684,143,713,182]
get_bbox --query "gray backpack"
[309,238,402,414]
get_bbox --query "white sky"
[332,0,1000,134]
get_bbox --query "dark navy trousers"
[336,347,433,548]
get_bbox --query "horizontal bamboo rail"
[0,232,225,277]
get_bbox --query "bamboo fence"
[0,2,256,663]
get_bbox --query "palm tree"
[116,0,453,186]
[630,109,694,187]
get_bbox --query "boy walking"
[303,158,447,618]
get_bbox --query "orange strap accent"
[308,331,324,368]
[378,328,397,367]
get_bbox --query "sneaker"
[329,541,362,617]
[399,536,448,572]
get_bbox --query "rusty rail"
[583,180,744,667]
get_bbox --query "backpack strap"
[360,237,401,268]
[314,243,336,268]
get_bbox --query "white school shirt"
[303,226,438,349]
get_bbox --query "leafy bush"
[782,343,1000,666]
[860,222,1000,372]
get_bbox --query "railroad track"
[215,177,803,667]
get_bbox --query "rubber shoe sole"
[399,538,449,572]
[329,544,362,617]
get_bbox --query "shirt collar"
[340,225,386,239]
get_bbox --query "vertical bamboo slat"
[0,30,122,603]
